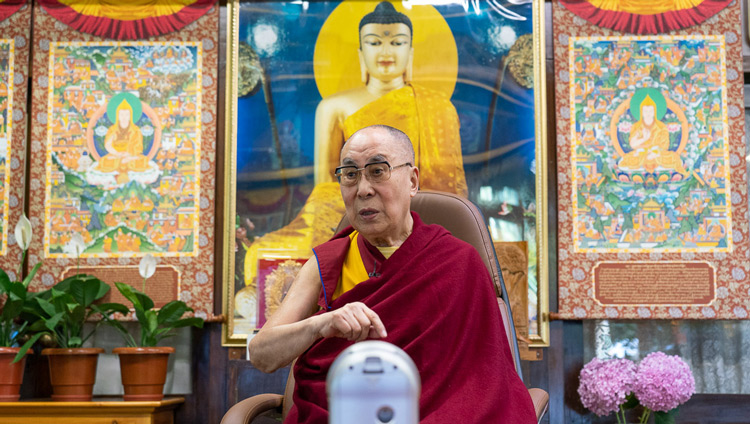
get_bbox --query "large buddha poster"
[223,0,549,346]
[26,4,219,319]
[554,2,750,319]
[0,1,30,274]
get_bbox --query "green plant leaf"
[36,297,58,318]
[172,317,204,329]
[654,408,678,424]
[70,277,109,307]
[14,332,45,363]
[115,282,145,311]
[44,312,64,331]
[0,298,24,321]
[157,301,191,324]
[146,311,158,334]
[68,304,86,327]
[135,291,155,311]
[22,262,43,288]
[68,336,83,347]
[96,303,130,316]
[7,281,26,301]
[0,269,10,292]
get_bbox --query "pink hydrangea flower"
[578,358,636,416]
[633,352,695,412]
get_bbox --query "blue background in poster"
[235,1,535,182]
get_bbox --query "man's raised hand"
[317,302,387,342]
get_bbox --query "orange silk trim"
[57,0,197,21]
[586,0,706,15]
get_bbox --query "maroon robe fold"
[286,212,536,423]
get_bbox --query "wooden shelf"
[0,396,184,424]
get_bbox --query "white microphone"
[327,341,420,424]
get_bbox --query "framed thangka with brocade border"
[222,0,550,347]
[26,3,219,319]
[0,1,30,277]
[554,1,750,320]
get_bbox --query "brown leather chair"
[222,190,549,423]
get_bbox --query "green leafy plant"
[22,232,127,352]
[0,215,45,362]
[26,274,128,350]
[104,254,203,347]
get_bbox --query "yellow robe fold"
[619,120,686,174]
[97,124,149,173]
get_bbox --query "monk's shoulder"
[425,224,482,259]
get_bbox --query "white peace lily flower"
[14,214,33,251]
[139,254,157,280]
[69,233,86,257]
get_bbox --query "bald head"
[342,125,415,165]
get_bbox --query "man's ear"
[409,166,419,197]
[358,50,368,84]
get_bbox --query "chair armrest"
[528,388,549,423]
[221,393,284,424]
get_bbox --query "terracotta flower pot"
[42,347,104,401]
[0,347,29,401]
[113,346,174,401]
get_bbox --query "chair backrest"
[280,190,524,421]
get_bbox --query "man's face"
[339,128,418,245]
[118,108,131,129]
[359,23,413,83]
[642,105,655,126]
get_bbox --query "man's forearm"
[248,315,324,373]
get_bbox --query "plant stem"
[17,250,26,279]
[617,405,626,424]
[142,277,146,293]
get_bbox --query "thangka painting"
[0,39,13,256]
[222,0,549,346]
[572,36,731,253]
[44,42,201,258]
[554,2,750,319]
[0,2,30,273]
[27,4,219,319]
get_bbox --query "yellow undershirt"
[332,231,398,300]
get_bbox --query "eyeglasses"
[334,161,412,186]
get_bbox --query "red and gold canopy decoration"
[0,0,25,22]
[559,0,733,34]
[37,0,216,40]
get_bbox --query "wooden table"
[0,396,184,424]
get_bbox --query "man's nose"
[356,173,375,197]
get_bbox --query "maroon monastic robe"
[285,212,536,423]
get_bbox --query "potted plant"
[25,234,128,401]
[0,215,44,401]
[104,254,203,401]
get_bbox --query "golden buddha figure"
[240,2,467,300]
[619,90,687,175]
[96,98,150,177]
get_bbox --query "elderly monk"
[249,125,536,424]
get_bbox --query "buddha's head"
[358,2,414,85]
[116,100,133,129]
[640,95,656,126]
